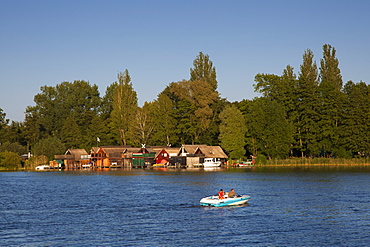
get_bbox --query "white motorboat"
[200,193,250,207]
[203,158,222,168]
[35,165,51,170]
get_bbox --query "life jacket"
[218,191,224,199]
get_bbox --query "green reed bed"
[263,157,370,166]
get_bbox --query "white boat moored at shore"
[35,165,51,170]
[203,158,222,168]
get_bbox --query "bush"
[333,147,352,159]
[0,151,21,170]
[24,155,49,170]
[255,154,267,165]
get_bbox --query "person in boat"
[218,189,225,199]
[228,189,236,198]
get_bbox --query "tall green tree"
[100,83,117,119]
[254,65,297,112]
[189,52,222,144]
[24,80,101,148]
[246,98,294,159]
[320,44,343,91]
[219,105,247,159]
[4,121,27,147]
[318,44,345,156]
[98,83,121,146]
[110,70,138,146]
[0,110,26,151]
[342,81,370,155]
[148,92,178,146]
[296,49,321,157]
[24,106,44,149]
[254,66,297,156]
[189,79,219,143]
[165,80,197,144]
[86,115,112,147]
[165,79,219,145]
[280,65,298,119]
[190,52,218,91]
[60,116,83,149]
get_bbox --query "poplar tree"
[280,65,298,120]
[190,52,218,91]
[189,52,221,144]
[296,49,320,157]
[110,70,138,146]
[318,44,345,156]
[189,79,219,143]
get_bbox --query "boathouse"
[123,147,155,168]
[54,149,90,169]
[90,146,131,168]
[179,145,228,167]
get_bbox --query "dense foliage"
[1,45,370,163]
[219,105,247,159]
[0,151,21,169]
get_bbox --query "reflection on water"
[0,166,369,246]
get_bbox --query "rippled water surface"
[1,166,369,246]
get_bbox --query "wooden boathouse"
[90,146,130,168]
[54,149,90,169]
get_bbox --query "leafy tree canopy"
[32,136,65,160]
[219,105,247,159]
[0,151,21,169]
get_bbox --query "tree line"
[1,45,370,168]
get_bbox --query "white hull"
[200,194,250,207]
[35,165,50,170]
[203,163,221,168]
[203,158,222,167]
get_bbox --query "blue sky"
[1,0,370,122]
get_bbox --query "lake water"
[1,166,369,246]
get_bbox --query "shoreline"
[2,163,370,171]
[255,163,370,167]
